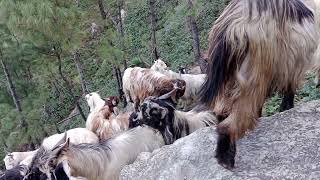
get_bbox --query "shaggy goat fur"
[88,110,130,141]
[24,128,98,180]
[304,0,320,86]
[122,67,186,109]
[41,128,99,149]
[105,96,120,115]
[32,126,164,180]
[200,0,319,169]
[4,150,38,170]
[130,95,217,145]
[151,59,207,110]
[85,93,129,141]
[0,165,28,180]
[85,92,106,129]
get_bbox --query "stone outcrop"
[120,101,320,180]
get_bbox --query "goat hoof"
[216,153,235,169]
[215,132,236,169]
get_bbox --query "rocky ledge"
[120,101,320,180]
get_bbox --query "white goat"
[41,128,99,149]
[3,150,38,170]
[85,92,106,128]
[32,126,164,180]
[151,59,207,110]
[3,128,98,170]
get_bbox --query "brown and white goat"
[31,126,164,180]
[129,89,217,144]
[86,93,129,140]
[200,0,319,169]
[88,109,130,141]
[105,96,120,115]
[151,59,206,110]
[122,67,186,109]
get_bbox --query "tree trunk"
[117,1,128,70]
[73,50,89,95]
[0,51,27,128]
[53,47,86,122]
[149,0,160,61]
[97,0,107,19]
[187,0,201,63]
[113,64,122,95]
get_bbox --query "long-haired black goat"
[129,89,217,145]
[200,0,319,169]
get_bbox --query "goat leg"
[215,126,236,169]
[279,90,294,112]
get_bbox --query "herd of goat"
[2,0,320,179]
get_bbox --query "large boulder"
[120,101,320,179]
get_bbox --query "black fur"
[128,112,141,128]
[0,165,25,180]
[216,129,236,169]
[279,90,295,112]
[249,0,314,24]
[131,97,189,145]
[52,163,69,180]
[200,27,229,104]
[25,164,69,180]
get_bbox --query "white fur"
[122,67,169,105]
[174,109,217,136]
[85,92,106,129]
[41,128,99,149]
[3,128,98,171]
[45,126,164,180]
[3,150,38,170]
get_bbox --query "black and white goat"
[129,89,217,145]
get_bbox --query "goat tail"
[200,3,248,105]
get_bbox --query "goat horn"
[158,88,178,100]
[52,132,68,151]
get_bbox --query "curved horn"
[158,88,178,100]
[51,132,67,151]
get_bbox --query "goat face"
[171,79,186,100]
[4,153,15,169]
[151,59,168,71]
[105,96,119,107]
[132,97,176,144]
[85,92,103,111]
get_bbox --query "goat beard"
[163,126,175,145]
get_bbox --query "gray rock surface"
[120,101,320,180]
